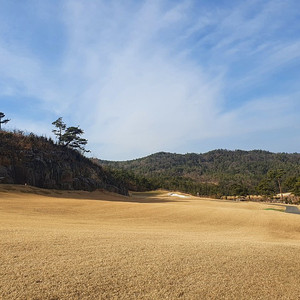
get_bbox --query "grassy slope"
[1,185,300,299]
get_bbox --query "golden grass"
[1,184,300,299]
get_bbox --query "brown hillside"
[0,131,128,195]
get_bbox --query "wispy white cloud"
[58,0,225,158]
[0,0,299,159]
[0,38,71,115]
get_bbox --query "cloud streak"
[0,0,299,159]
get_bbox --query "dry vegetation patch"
[1,185,300,299]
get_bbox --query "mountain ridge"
[95,149,300,196]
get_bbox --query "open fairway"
[1,185,300,299]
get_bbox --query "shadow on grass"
[0,184,181,204]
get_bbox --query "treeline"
[0,112,89,153]
[95,150,300,198]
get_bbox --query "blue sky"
[0,0,299,160]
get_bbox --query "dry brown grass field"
[1,184,300,299]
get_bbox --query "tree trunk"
[278,179,283,201]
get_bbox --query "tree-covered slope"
[95,150,300,196]
[0,131,128,195]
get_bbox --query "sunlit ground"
[1,185,300,299]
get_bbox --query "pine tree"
[268,169,285,199]
[52,117,66,144]
[61,126,89,153]
[0,112,10,130]
[52,118,89,152]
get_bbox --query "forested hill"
[95,150,300,196]
[0,131,128,195]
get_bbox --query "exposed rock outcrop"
[0,131,128,195]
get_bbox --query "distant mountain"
[0,131,128,195]
[95,150,300,196]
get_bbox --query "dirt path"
[285,205,300,214]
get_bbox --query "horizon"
[2,128,300,162]
[97,148,300,162]
[1,0,299,160]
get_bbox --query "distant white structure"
[169,193,189,198]
[276,192,292,198]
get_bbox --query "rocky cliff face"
[0,131,128,195]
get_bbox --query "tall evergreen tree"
[61,126,89,153]
[52,117,66,144]
[267,169,285,199]
[52,118,89,153]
